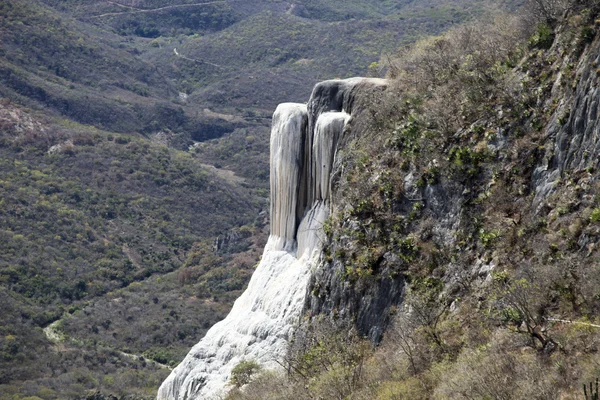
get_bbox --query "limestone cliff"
[157,77,387,400]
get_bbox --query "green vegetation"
[0,101,266,398]
[0,0,167,132]
[0,107,259,306]
[529,23,555,49]
[590,208,600,222]
[145,0,518,115]
[230,360,262,388]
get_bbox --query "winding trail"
[173,48,222,68]
[547,318,600,328]
[43,315,172,370]
[105,1,141,11]
[91,1,226,18]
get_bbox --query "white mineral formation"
[269,103,307,251]
[157,77,386,400]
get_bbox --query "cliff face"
[160,16,600,398]
[534,26,600,204]
[164,9,600,399]
[157,77,387,400]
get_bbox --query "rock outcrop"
[534,31,600,205]
[157,77,387,400]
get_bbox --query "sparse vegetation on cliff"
[231,1,600,399]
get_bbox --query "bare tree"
[493,274,558,352]
[526,0,572,23]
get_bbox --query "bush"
[432,339,558,400]
[375,378,428,400]
[230,360,262,387]
[526,0,571,24]
[389,14,533,135]
[590,208,600,223]
[529,24,555,49]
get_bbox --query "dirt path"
[173,48,223,68]
[91,1,226,18]
[42,315,172,370]
[547,318,600,328]
[105,1,141,11]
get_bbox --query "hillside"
[223,2,600,399]
[144,0,521,115]
[1,0,519,141]
[0,0,524,398]
[0,99,268,398]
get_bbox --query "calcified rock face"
[269,103,308,251]
[157,78,386,400]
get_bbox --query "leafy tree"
[230,360,262,387]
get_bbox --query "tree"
[492,272,557,352]
[230,360,262,387]
[527,0,572,23]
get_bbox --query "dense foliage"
[0,99,267,399]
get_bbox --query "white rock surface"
[157,78,386,400]
[312,112,350,202]
[269,103,308,251]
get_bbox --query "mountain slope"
[0,98,267,398]
[226,2,600,400]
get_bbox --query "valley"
[0,0,522,398]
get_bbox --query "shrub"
[375,378,428,400]
[389,14,533,135]
[529,24,555,49]
[581,26,596,43]
[230,360,262,388]
[432,340,558,400]
[142,348,176,366]
[526,0,572,24]
[590,208,600,223]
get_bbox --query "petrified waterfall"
[157,77,386,400]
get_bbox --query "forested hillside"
[0,0,521,398]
